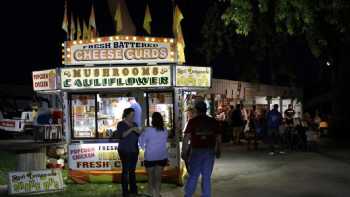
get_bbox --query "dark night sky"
[0,0,316,89]
[0,0,211,85]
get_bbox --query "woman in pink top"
[139,112,168,197]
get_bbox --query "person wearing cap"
[182,100,221,197]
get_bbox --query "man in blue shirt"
[267,104,283,155]
[128,97,142,127]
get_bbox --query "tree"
[221,0,350,136]
[201,1,300,85]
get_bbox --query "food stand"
[32,35,212,185]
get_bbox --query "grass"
[0,151,178,197]
[0,151,16,185]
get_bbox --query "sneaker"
[269,152,275,156]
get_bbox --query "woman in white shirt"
[139,112,168,197]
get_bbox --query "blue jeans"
[118,150,139,197]
[185,148,215,197]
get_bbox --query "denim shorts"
[144,159,168,168]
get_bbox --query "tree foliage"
[221,0,350,58]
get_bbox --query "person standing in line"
[139,112,168,197]
[182,101,221,197]
[116,108,142,197]
[231,104,244,144]
[267,104,283,156]
[241,104,248,132]
[247,105,258,150]
[284,104,296,127]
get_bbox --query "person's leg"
[146,166,155,196]
[231,127,235,143]
[267,128,275,153]
[185,150,203,197]
[119,151,130,197]
[200,150,215,197]
[128,152,139,194]
[154,166,163,197]
[234,127,240,144]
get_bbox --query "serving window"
[97,94,131,138]
[146,92,174,138]
[70,93,131,139]
[71,94,96,138]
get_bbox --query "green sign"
[61,65,172,89]
[8,169,64,195]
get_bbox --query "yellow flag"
[114,0,136,35]
[114,1,123,33]
[61,0,69,40]
[173,5,185,64]
[83,20,90,40]
[89,5,97,38]
[77,17,81,40]
[143,4,152,34]
[70,13,76,40]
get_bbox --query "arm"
[117,122,138,138]
[181,120,193,160]
[138,129,147,150]
[122,127,139,138]
[181,133,191,160]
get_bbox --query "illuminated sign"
[8,170,64,195]
[175,66,211,87]
[68,143,178,171]
[60,65,172,90]
[63,36,176,65]
[32,69,57,91]
[68,143,145,170]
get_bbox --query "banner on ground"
[8,169,64,195]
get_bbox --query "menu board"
[176,66,211,87]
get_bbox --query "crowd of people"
[115,98,324,197]
[215,103,323,154]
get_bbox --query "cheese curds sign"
[64,36,176,65]
[60,65,172,89]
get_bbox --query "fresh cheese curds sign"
[60,65,171,89]
[64,36,176,65]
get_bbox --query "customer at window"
[139,112,168,197]
[117,108,142,197]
